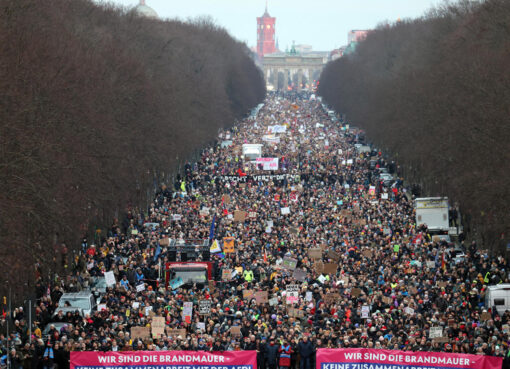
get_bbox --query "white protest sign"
[281,207,291,215]
[286,285,299,304]
[104,271,116,287]
[361,305,370,319]
[429,327,443,338]
[136,283,145,292]
[182,302,193,322]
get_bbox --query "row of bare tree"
[319,0,510,252]
[0,0,265,300]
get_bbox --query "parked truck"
[485,284,510,315]
[415,197,449,232]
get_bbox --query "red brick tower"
[256,2,276,59]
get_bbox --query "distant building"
[135,0,158,19]
[344,30,371,55]
[347,30,370,44]
[256,3,277,59]
[295,44,313,53]
[329,47,345,61]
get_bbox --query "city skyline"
[98,0,446,51]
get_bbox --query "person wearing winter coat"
[265,338,279,369]
[42,342,54,369]
[278,339,293,369]
[297,336,314,369]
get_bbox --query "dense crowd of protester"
[2,93,509,369]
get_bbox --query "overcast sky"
[99,0,446,51]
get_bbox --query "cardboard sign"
[223,237,235,253]
[131,326,151,340]
[288,307,305,318]
[324,293,340,304]
[159,238,170,246]
[254,291,268,304]
[167,328,187,338]
[151,317,165,337]
[199,300,211,315]
[433,337,450,343]
[282,257,298,270]
[437,281,448,288]
[243,290,255,300]
[327,250,340,261]
[222,269,232,281]
[351,288,362,297]
[234,210,247,222]
[223,194,231,204]
[314,261,324,274]
[208,280,215,291]
[480,312,492,321]
[362,250,373,258]
[286,284,299,304]
[309,248,322,259]
[230,326,242,337]
[290,227,300,235]
[323,263,338,275]
[292,268,307,282]
[382,296,393,305]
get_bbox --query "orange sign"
[223,237,235,253]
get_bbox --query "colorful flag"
[210,240,222,254]
[208,214,216,241]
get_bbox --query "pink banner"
[317,348,501,369]
[71,350,257,369]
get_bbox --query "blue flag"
[153,244,161,262]
[209,214,216,241]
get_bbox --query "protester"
[1,92,508,369]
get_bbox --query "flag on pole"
[209,214,216,241]
[153,244,161,262]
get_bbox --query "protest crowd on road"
[2,93,510,369]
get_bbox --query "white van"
[58,291,97,316]
[485,284,510,315]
